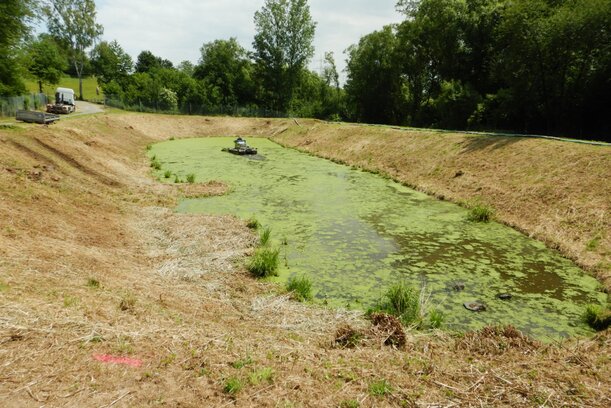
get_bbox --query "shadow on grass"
[459,134,525,154]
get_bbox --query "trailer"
[16,110,60,124]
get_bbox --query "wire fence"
[103,96,288,119]
[0,94,49,117]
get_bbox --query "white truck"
[46,87,76,114]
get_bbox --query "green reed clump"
[383,281,421,326]
[186,173,196,183]
[164,170,172,179]
[248,247,280,278]
[150,156,161,170]
[583,304,611,331]
[286,275,313,302]
[259,227,272,246]
[428,308,445,329]
[467,203,493,222]
[246,216,260,230]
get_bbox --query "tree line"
[1,0,609,140]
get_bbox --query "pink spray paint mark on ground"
[93,354,143,368]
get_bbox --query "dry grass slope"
[0,112,609,407]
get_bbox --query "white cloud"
[96,0,403,78]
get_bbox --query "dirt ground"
[0,112,609,407]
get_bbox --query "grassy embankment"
[0,111,609,407]
[24,76,103,102]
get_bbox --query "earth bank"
[0,112,609,407]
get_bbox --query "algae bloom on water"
[149,137,606,339]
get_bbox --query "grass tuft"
[119,293,136,312]
[583,304,611,331]
[248,247,280,278]
[340,400,359,408]
[467,203,493,222]
[223,377,243,395]
[259,227,272,246]
[246,216,260,230]
[249,367,274,385]
[231,356,253,369]
[163,170,172,179]
[286,275,313,302]
[429,308,445,329]
[186,173,196,183]
[368,379,393,397]
[150,156,161,170]
[86,278,100,289]
[382,281,421,326]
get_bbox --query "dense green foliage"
[25,35,67,93]
[0,0,33,96]
[91,40,133,85]
[345,0,611,139]
[2,0,609,138]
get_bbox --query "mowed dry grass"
[0,112,609,407]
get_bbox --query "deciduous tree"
[26,35,67,93]
[252,0,316,111]
[91,40,133,85]
[44,0,103,100]
[0,0,35,96]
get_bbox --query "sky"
[94,0,404,80]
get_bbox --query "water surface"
[149,137,605,338]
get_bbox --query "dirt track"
[74,100,105,116]
[0,112,609,407]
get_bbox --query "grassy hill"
[24,76,104,102]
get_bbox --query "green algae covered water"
[149,137,605,339]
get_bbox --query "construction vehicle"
[222,137,258,155]
[46,87,76,114]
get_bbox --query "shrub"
[186,173,196,183]
[158,87,178,111]
[583,304,611,331]
[286,275,313,302]
[248,247,280,278]
[467,203,493,222]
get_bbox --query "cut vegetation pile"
[0,112,609,406]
